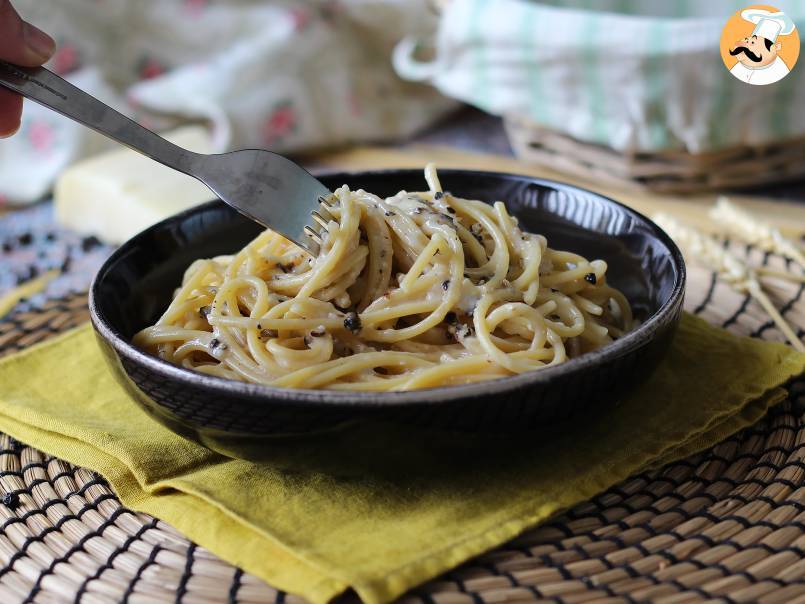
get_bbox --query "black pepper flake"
[2,242,12,253]
[384,211,396,217]
[446,207,456,214]
[584,273,597,285]
[2,492,19,510]
[344,312,362,333]
[209,338,226,351]
[434,191,443,199]
[17,233,32,246]
[80,235,102,252]
[45,232,56,242]
[442,280,450,291]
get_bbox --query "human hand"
[0,0,55,137]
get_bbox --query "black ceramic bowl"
[89,170,685,445]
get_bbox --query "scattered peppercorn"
[45,232,56,242]
[442,280,450,290]
[384,211,396,217]
[2,492,19,510]
[344,312,362,333]
[584,273,597,285]
[434,191,443,199]
[80,235,102,252]
[209,338,226,351]
[2,242,12,253]
[17,233,32,246]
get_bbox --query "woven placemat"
[0,240,803,604]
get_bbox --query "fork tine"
[318,194,336,208]
[304,225,323,243]
[311,211,330,230]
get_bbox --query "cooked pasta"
[134,165,633,390]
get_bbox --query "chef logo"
[720,5,799,85]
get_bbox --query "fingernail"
[24,22,56,62]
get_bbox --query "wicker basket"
[505,115,805,194]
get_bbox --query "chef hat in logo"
[741,8,796,43]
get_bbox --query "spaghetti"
[134,166,633,390]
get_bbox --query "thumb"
[0,0,55,66]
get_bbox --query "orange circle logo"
[720,4,799,85]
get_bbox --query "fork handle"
[0,61,200,175]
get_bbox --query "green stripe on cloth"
[581,11,608,144]
[770,67,797,141]
[469,0,489,112]
[643,19,670,149]
[521,1,547,127]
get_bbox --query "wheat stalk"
[654,213,804,352]
[710,197,805,268]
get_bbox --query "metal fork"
[0,61,334,254]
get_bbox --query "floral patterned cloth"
[0,0,456,206]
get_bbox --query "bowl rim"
[88,168,686,407]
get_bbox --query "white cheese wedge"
[54,126,216,244]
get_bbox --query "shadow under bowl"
[89,169,686,450]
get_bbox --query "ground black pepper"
[434,191,443,199]
[344,312,362,333]
[80,235,102,252]
[17,233,32,246]
[585,273,597,285]
[2,492,19,510]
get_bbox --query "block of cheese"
[54,126,216,244]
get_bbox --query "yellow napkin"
[0,313,802,604]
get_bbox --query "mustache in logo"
[730,46,763,62]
